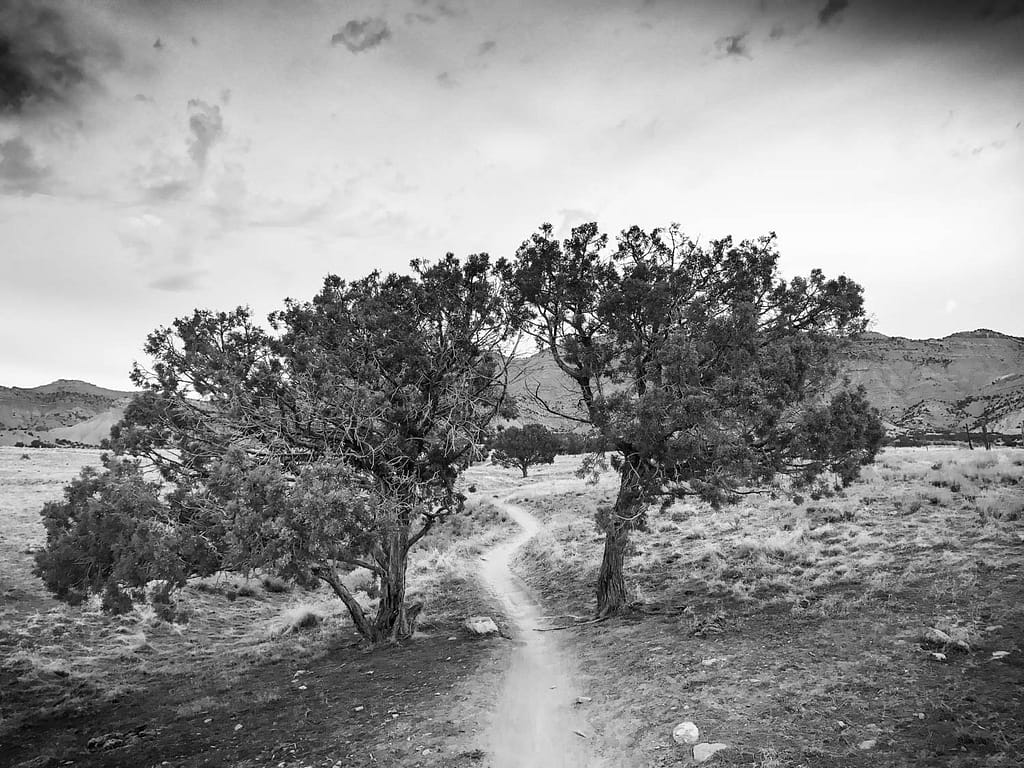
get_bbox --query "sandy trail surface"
[477,493,604,768]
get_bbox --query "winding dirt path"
[477,494,602,768]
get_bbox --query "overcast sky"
[1,0,1022,390]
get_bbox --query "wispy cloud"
[186,99,223,169]
[715,32,751,58]
[404,0,464,25]
[0,136,50,193]
[148,270,205,292]
[331,17,391,53]
[136,98,224,202]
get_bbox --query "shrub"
[33,457,219,610]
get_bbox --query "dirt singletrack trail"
[477,492,605,768]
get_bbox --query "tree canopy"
[499,222,884,615]
[489,423,561,477]
[37,254,519,643]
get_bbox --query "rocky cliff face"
[840,330,1024,433]
[508,329,1024,436]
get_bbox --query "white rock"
[464,616,499,636]
[991,650,1010,660]
[858,739,877,750]
[672,721,700,745]
[692,743,729,763]
[922,627,952,645]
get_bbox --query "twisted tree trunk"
[595,458,645,617]
[319,530,421,645]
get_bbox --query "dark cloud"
[818,0,850,26]
[153,37,163,50]
[186,99,223,169]
[715,33,751,58]
[436,71,457,88]
[0,0,120,115]
[0,136,49,193]
[478,40,497,55]
[768,24,787,39]
[975,0,1024,20]
[331,18,391,53]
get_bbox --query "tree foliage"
[37,254,518,643]
[499,222,884,616]
[489,423,561,477]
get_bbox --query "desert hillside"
[0,380,132,447]
[509,329,1024,436]
[4,329,1021,447]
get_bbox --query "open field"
[4,446,1023,767]
[505,448,1024,767]
[0,448,516,768]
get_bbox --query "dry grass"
[500,448,1024,767]
[0,446,515,759]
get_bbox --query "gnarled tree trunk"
[318,530,422,645]
[595,457,646,617]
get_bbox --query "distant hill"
[508,329,1024,437]
[0,380,134,447]
[5,328,1022,447]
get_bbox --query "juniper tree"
[38,254,519,643]
[489,423,561,477]
[500,222,884,616]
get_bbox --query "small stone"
[233,724,243,731]
[991,651,1010,660]
[922,627,952,646]
[672,721,700,745]
[858,739,877,750]
[203,718,212,724]
[692,743,729,763]
[463,616,499,636]
[930,652,947,661]
[574,696,592,705]
[354,706,364,712]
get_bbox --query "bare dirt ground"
[1,448,517,768]
[4,447,1023,768]
[476,494,600,768]
[507,449,1024,767]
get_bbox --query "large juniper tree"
[500,222,883,617]
[37,254,518,643]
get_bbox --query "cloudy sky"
[1,0,1022,390]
